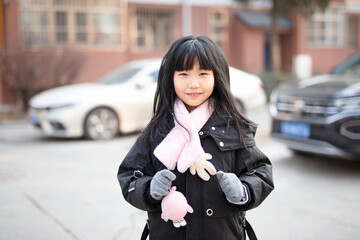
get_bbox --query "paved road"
[1,110,360,240]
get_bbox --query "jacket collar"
[200,113,256,150]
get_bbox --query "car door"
[133,69,159,129]
[118,68,159,132]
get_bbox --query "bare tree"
[0,48,84,111]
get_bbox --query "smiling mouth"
[187,93,201,97]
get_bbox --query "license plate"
[281,121,310,139]
[29,114,39,125]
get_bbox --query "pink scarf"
[154,98,213,173]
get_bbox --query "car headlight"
[30,103,75,111]
[268,88,279,116]
[48,103,75,109]
[335,97,360,112]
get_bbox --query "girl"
[117,36,274,240]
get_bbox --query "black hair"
[139,35,255,143]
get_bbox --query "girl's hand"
[189,153,216,181]
[216,171,244,204]
[150,169,176,201]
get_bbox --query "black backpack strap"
[141,219,150,240]
[244,219,258,240]
[240,212,258,240]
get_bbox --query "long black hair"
[139,35,255,143]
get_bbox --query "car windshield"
[100,65,143,85]
[343,63,360,76]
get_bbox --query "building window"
[307,7,345,47]
[209,9,228,48]
[76,12,87,43]
[93,13,121,45]
[347,16,358,49]
[133,8,174,51]
[21,10,49,45]
[55,11,68,43]
[20,0,126,48]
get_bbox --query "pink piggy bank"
[161,186,194,228]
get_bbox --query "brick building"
[1,0,359,107]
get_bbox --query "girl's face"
[173,59,215,112]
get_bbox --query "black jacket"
[117,113,274,240]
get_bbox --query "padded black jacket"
[117,113,274,240]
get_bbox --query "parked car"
[269,54,360,160]
[29,58,266,140]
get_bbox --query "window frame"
[306,7,346,48]
[19,0,127,50]
[131,7,175,52]
[208,8,229,49]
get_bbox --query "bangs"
[173,39,214,71]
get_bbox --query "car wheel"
[84,107,119,140]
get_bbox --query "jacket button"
[199,131,204,136]
[206,208,214,216]
[219,141,224,147]
[211,127,216,130]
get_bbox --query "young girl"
[117,36,274,240]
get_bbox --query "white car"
[29,58,266,140]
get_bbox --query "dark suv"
[270,53,360,160]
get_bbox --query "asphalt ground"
[1,106,360,240]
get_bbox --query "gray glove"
[216,171,244,204]
[150,169,176,201]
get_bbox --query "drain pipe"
[182,0,192,36]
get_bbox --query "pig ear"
[187,205,194,213]
[171,186,177,191]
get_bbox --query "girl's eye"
[179,73,188,76]
[200,72,208,76]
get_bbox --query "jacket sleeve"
[236,145,274,211]
[117,139,161,212]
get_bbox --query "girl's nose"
[188,77,200,88]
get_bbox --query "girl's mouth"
[187,93,201,97]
